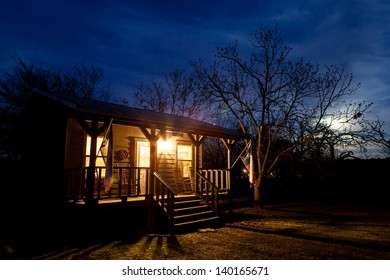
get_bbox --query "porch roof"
[29,89,251,140]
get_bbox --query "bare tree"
[0,56,111,111]
[193,24,384,207]
[354,116,390,158]
[133,69,218,121]
[0,56,112,157]
[0,56,64,111]
[290,64,366,160]
[71,64,111,101]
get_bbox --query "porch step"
[172,195,220,231]
[175,216,220,227]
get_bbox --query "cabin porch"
[63,166,233,232]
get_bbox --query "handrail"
[153,171,177,195]
[196,171,220,191]
[196,171,220,213]
[153,171,176,230]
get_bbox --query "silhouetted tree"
[133,69,218,121]
[0,56,112,157]
[192,24,385,207]
[71,64,111,101]
[0,57,111,110]
[357,116,390,157]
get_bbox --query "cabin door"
[177,144,193,194]
[136,140,150,194]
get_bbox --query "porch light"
[158,138,174,153]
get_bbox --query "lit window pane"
[178,145,191,160]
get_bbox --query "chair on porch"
[157,153,194,194]
[174,168,193,194]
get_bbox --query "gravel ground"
[12,201,390,260]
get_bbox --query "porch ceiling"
[29,89,251,140]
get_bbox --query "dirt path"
[16,202,390,260]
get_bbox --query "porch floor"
[65,193,197,205]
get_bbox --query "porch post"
[76,118,112,205]
[139,127,165,234]
[194,143,200,194]
[149,135,157,196]
[222,138,236,213]
[188,134,206,195]
[139,127,165,196]
[86,120,98,205]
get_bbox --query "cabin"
[12,89,251,237]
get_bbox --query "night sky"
[1,0,389,132]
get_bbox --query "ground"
[6,201,390,260]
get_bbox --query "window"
[85,136,106,167]
[137,141,150,167]
[177,144,192,177]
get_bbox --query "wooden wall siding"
[112,124,141,167]
[64,119,84,169]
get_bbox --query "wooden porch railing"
[195,171,221,213]
[153,171,176,229]
[196,169,231,213]
[64,167,87,200]
[64,167,230,213]
[199,169,230,192]
[63,166,150,201]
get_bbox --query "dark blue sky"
[1,0,389,132]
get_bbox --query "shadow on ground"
[3,200,390,260]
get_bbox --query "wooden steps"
[172,195,220,231]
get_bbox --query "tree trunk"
[253,176,262,208]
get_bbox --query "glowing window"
[177,144,192,177]
[178,144,192,160]
[137,141,150,167]
[85,136,106,167]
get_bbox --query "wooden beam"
[96,120,112,136]
[221,138,237,214]
[188,133,206,146]
[86,120,98,205]
[76,118,95,136]
[76,117,112,137]
[221,138,236,150]
[139,127,166,142]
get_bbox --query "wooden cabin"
[13,89,251,235]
